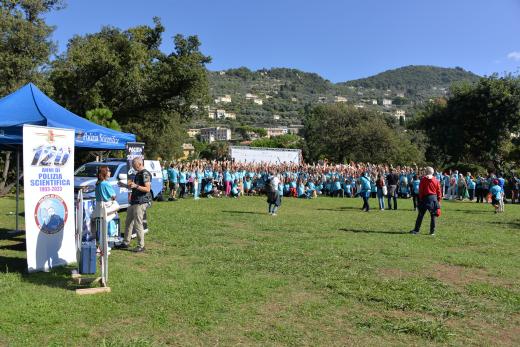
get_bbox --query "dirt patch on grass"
[259,288,323,317]
[429,263,509,288]
[445,314,520,346]
[496,321,520,346]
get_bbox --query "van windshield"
[75,164,119,178]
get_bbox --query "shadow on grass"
[221,210,265,215]
[339,228,407,235]
[0,229,25,239]
[0,256,77,290]
[487,221,520,229]
[317,206,365,212]
[0,241,26,252]
[0,255,26,274]
[447,209,491,214]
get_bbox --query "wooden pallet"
[76,287,111,295]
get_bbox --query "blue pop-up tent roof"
[0,83,136,150]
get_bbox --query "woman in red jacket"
[410,167,442,236]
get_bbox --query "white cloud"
[507,51,520,61]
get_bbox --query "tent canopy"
[0,83,135,150]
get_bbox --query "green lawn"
[1,195,519,346]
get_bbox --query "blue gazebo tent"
[0,83,137,232]
[0,83,135,149]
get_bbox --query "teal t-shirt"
[95,181,115,202]
[95,181,117,236]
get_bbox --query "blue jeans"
[377,188,385,210]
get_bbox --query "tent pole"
[16,148,20,232]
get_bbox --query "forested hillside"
[201,65,480,128]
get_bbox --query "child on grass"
[490,179,503,213]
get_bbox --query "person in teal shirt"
[297,180,306,198]
[360,172,371,212]
[231,179,240,198]
[179,167,187,198]
[411,175,420,211]
[490,179,503,213]
[167,164,179,201]
[95,166,117,238]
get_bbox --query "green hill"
[342,65,480,92]
[198,65,480,129]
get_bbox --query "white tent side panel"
[230,146,301,164]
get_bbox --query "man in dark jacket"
[386,168,399,210]
[410,167,442,236]
[119,158,152,252]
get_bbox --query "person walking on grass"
[411,174,420,211]
[386,168,399,210]
[266,171,281,216]
[167,163,179,201]
[376,173,386,210]
[457,173,468,200]
[490,179,504,214]
[410,167,442,236]
[360,172,371,212]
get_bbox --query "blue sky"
[45,0,520,83]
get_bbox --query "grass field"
[1,195,520,346]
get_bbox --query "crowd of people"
[160,160,510,215]
[95,159,508,253]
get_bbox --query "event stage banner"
[23,125,75,272]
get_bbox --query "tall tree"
[414,76,520,170]
[0,0,63,96]
[0,0,63,196]
[303,103,424,164]
[50,18,211,159]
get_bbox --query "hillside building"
[265,127,288,138]
[200,127,231,143]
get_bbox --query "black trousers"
[414,195,438,234]
[476,188,483,203]
[414,209,436,234]
[387,195,397,210]
[179,183,186,198]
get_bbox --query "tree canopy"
[50,17,211,159]
[303,104,424,165]
[413,76,520,171]
[0,0,64,95]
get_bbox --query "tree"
[251,134,302,149]
[0,0,63,96]
[50,18,211,158]
[199,141,229,160]
[0,0,63,196]
[85,108,121,131]
[303,103,423,164]
[414,76,520,170]
[83,108,122,161]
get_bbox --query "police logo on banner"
[23,125,76,272]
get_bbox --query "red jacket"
[418,175,442,201]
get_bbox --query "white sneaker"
[272,213,277,216]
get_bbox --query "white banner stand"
[23,125,76,272]
[75,190,83,268]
